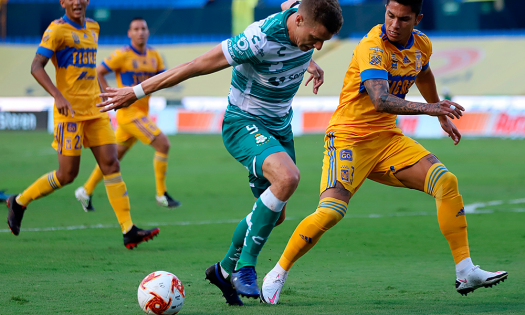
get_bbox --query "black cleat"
[123,225,160,249]
[156,192,181,208]
[6,194,26,236]
[205,262,243,306]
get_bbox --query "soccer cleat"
[123,225,160,249]
[75,187,95,212]
[456,265,508,296]
[156,192,181,208]
[231,266,260,299]
[260,270,287,304]
[6,194,26,236]
[204,262,243,306]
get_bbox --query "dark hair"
[386,0,423,16]
[299,0,343,35]
[129,17,146,28]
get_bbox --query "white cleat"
[260,270,287,304]
[456,265,508,296]
[74,187,94,212]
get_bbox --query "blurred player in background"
[261,0,508,304]
[95,0,343,305]
[6,0,160,249]
[75,18,181,211]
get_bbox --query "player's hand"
[439,116,462,145]
[305,59,324,95]
[97,87,137,112]
[55,94,75,117]
[428,100,464,119]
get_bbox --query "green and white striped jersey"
[221,7,313,118]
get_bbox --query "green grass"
[0,133,524,314]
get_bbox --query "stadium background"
[0,1,524,314]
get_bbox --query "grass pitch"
[0,132,524,314]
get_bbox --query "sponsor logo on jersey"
[370,46,383,53]
[43,34,50,44]
[456,207,465,217]
[340,149,353,161]
[403,56,411,64]
[67,122,77,132]
[369,52,382,65]
[83,33,88,38]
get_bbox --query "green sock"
[220,217,247,276]
[236,197,281,269]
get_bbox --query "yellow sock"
[278,197,347,271]
[425,163,470,264]
[16,171,62,206]
[104,172,133,233]
[84,165,103,195]
[153,152,168,197]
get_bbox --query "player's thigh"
[368,134,431,190]
[319,131,381,198]
[222,115,293,197]
[115,124,138,149]
[83,115,117,149]
[120,115,161,146]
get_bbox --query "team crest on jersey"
[67,122,77,133]
[151,58,157,68]
[341,168,349,182]
[391,54,399,69]
[65,137,72,150]
[132,60,139,69]
[254,133,268,145]
[72,32,80,44]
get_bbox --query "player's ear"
[60,0,66,9]
[295,13,304,27]
[128,29,132,39]
[415,14,423,26]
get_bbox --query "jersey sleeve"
[156,52,166,74]
[101,49,124,73]
[221,23,266,66]
[356,36,389,83]
[36,23,63,58]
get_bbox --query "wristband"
[133,84,146,99]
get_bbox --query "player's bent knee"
[425,164,460,199]
[56,170,78,185]
[99,158,120,175]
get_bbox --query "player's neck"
[65,13,85,28]
[286,12,298,46]
[131,42,147,55]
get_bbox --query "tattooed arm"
[364,78,464,119]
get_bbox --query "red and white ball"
[138,271,185,315]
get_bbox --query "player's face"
[384,1,423,45]
[60,0,89,21]
[128,20,149,47]
[294,16,333,52]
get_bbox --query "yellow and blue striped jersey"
[328,24,432,134]
[101,45,165,123]
[37,15,104,121]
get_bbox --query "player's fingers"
[444,107,460,119]
[305,74,314,86]
[96,98,114,108]
[99,92,117,99]
[67,103,75,117]
[99,103,118,113]
[105,87,119,92]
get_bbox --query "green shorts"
[222,106,296,198]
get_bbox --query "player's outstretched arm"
[416,66,462,145]
[97,44,230,112]
[281,0,299,10]
[31,53,75,117]
[364,78,464,119]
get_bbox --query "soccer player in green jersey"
[97,0,343,305]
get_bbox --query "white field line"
[1,198,524,233]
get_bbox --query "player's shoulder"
[412,28,431,48]
[47,17,67,31]
[258,8,296,44]
[146,46,160,55]
[86,18,100,31]
[357,25,388,50]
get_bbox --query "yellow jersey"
[328,24,432,135]
[37,15,104,122]
[101,45,165,123]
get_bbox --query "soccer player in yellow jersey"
[74,18,181,211]
[261,0,508,303]
[6,0,159,249]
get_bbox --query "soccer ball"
[138,271,185,315]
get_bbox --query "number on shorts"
[74,135,82,150]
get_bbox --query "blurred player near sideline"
[75,18,181,211]
[6,0,160,250]
[96,0,343,304]
[261,0,508,304]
